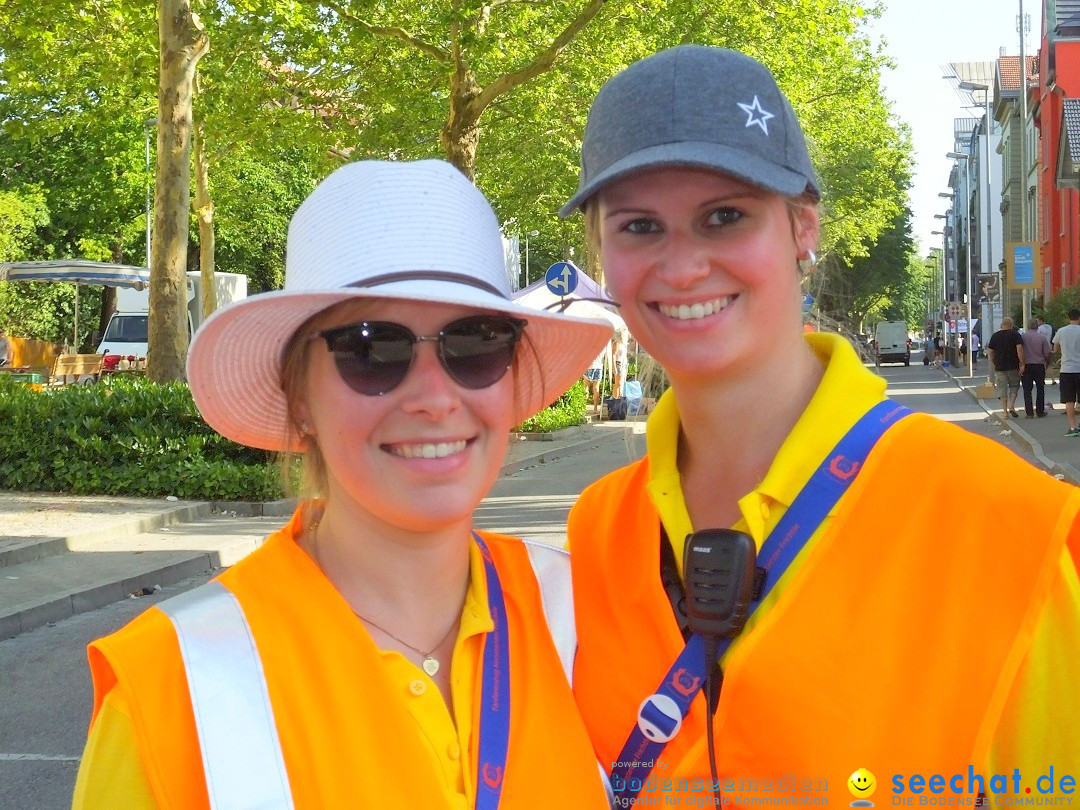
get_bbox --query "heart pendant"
[422,657,440,677]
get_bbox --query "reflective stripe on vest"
[522,539,576,685]
[159,542,582,808]
[159,580,294,810]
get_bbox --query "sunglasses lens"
[440,316,523,389]
[326,322,414,396]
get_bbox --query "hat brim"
[187,282,613,452]
[559,140,818,217]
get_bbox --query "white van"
[874,321,911,366]
[96,272,246,359]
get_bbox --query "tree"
[148,0,208,382]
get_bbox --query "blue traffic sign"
[545,261,579,296]
[801,292,815,312]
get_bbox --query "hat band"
[348,271,508,300]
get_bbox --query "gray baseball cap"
[560,45,821,217]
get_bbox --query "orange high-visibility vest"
[88,519,609,808]
[569,413,1079,803]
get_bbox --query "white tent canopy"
[0,260,151,349]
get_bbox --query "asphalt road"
[0,361,1056,810]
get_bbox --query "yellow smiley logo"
[848,768,877,798]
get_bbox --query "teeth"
[659,297,732,320]
[391,440,467,459]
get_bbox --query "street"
[0,361,1059,810]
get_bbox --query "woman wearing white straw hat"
[560,45,1080,806]
[73,160,613,808]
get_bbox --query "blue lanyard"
[610,400,913,798]
[472,533,511,810]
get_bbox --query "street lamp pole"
[145,117,157,266]
[948,151,975,377]
[523,229,539,286]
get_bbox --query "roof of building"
[997,55,1039,93]
[1064,98,1080,163]
[1054,0,1080,35]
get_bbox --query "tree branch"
[321,0,451,62]
[472,0,606,114]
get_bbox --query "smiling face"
[293,299,517,535]
[595,167,818,384]
[848,769,877,798]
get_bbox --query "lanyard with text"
[472,533,511,810]
[610,400,913,798]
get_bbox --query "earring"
[299,421,311,434]
[797,249,818,276]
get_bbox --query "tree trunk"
[148,0,207,382]
[192,118,217,320]
[440,63,481,179]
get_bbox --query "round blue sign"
[545,262,579,296]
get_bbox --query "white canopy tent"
[513,280,628,409]
[0,260,151,349]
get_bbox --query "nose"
[398,341,460,419]
[653,229,713,289]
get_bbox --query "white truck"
[96,271,247,359]
[874,320,911,366]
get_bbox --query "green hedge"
[0,375,281,500]
[516,381,586,433]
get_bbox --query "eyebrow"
[602,191,767,220]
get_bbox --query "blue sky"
[864,0,1040,255]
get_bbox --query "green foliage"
[0,375,281,500]
[0,188,50,261]
[1038,284,1080,330]
[515,381,586,433]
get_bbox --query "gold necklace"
[308,517,456,677]
[351,610,457,676]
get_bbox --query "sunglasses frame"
[312,313,527,396]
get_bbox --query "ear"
[792,204,821,260]
[293,399,316,438]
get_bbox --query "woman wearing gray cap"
[73,160,613,808]
[562,45,1080,805]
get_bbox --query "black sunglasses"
[313,314,527,396]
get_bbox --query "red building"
[1035,0,1080,296]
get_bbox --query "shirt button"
[447,743,461,760]
[408,679,427,696]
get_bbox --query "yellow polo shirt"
[643,331,1080,770]
[72,542,493,809]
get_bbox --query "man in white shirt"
[1052,309,1080,436]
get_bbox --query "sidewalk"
[940,362,1080,485]
[0,419,635,639]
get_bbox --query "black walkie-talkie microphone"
[682,528,758,801]
[683,529,758,645]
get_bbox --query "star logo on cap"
[737,95,775,135]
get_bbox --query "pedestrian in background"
[1020,320,1052,418]
[72,161,612,808]
[583,345,608,412]
[560,44,1080,806]
[987,316,1025,418]
[1053,308,1080,437]
[1039,316,1057,386]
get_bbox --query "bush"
[515,381,586,433]
[0,374,281,500]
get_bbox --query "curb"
[942,368,1080,486]
[500,423,635,476]
[0,534,266,640]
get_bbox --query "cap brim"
[559,141,817,217]
[188,285,613,451]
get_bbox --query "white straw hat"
[187,160,613,451]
